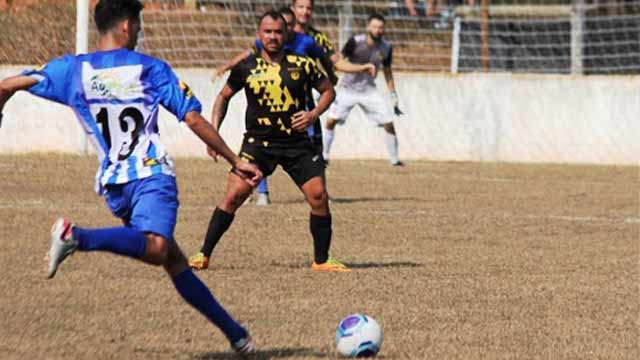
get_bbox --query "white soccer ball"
[335,314,383,357]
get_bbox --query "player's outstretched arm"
[0,75,39,125]
[184,110,262,185]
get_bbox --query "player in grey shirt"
[323,13,404,166]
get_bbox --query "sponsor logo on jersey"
[179,80,194,99]
[83,63,143,100]
[89,72,141,99]
[143,156,168,167]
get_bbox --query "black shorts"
[238,136,325,187]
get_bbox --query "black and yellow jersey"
[227,50,328,142]
[307,26,335,57]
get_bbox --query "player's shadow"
[279,260,424,270]
[345,261,424,269]
[279,196,419,205]
[330,196,419,204]
[193,347,326,359]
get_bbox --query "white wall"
[1,66,638,165]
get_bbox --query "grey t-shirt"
[339,34,393,91]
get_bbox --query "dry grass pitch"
[0,154,638,359]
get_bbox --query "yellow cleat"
[188,252,209,270]
[311,257,351,272]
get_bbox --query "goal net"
[136,0,639,75]
[0,0,637,75]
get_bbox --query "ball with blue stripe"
[335,313,383,357]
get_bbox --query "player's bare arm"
[383,66,396,93]
[214,50,251,80]
[291,78,335,132]
[333,55,376,77]
[383,66,402,116]
[206,84,239,161]
[184,109,262,185]
[0,75,38,118]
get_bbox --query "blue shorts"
[104,174,179,241]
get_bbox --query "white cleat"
[255,192,271,206]
[232,333,254,355]
[47,218,77,279]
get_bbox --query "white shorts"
[327,86,393,126]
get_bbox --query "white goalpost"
[76,0,90,154]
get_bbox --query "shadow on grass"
[193,347,326,359]
[276,260,424,270]
[277,196,419,205]
[344,261,424,269]
[330,196,419,204]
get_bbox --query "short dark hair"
[368,13,385,24]
[258,10,287,32]
[278,6,295,20]
[94,0,144,34]
[291,0,314,6]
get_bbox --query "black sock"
[200,207,235,257]
[310,213,332,264]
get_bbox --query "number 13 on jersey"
[92,103,147,161]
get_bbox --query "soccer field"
[0,154,637,359]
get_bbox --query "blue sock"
[172,269,246,343]
[73,226,146,259]
[257,177,269,194]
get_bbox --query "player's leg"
[323,117,338,162]
[162,236,253,354]
[282,140,350,272]
[256,177,271,206]
[323,87,356,162]
[361,90,402,166]
[189,172,253,270]
[46,175,253,353]
[191,140,275,270]
[382,122,402,166]
[301,177,349,272]
[47,176,169,278]
[119,175,253,352]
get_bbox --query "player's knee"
[220,192,247,212]
[144,234,170,265]
[326,118,338,130]
[307,189,329,209]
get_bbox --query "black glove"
[390,92,403,116]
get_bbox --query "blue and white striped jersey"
[23,49,201,193]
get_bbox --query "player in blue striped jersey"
[0,0,260,354]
